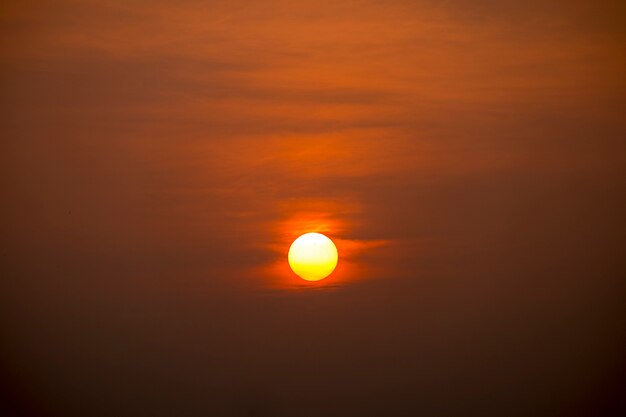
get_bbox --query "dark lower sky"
[1,1,625,416]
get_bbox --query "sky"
[1,1,625,416]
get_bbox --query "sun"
[288,232,338,281]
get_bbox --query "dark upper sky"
[1,1,625,416]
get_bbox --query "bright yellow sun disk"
[288,233,338,281]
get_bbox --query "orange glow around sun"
[288,233,338,281]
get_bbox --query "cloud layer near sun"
[2,0,625,290]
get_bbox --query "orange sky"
[1,1,625,415]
